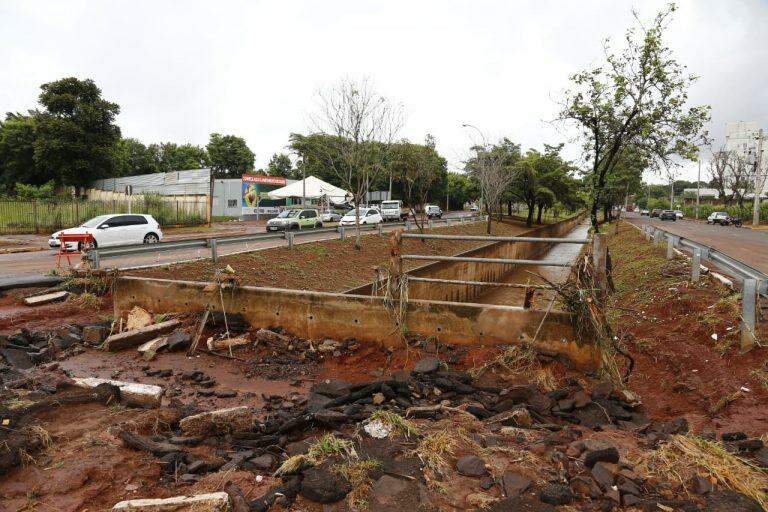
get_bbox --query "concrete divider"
[346,213,587,303]
[113,276,600,370]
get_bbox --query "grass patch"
[335,459,381,511]
[411,430,457,489]
[276,433,358,476]
[73,292,100,308]
[640,434,768,509]
[368,410,419,438]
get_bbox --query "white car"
[49,214,163,250]
[674,210,684,219]
[339,207,383,227]
[320,210,342,223]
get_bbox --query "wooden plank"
[24,290,68,306]
[103,319,181,352]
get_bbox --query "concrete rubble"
[112,492,230,511]
[73,377,163,407]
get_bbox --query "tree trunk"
[536,204,543,224]
[526,202,534,227]
[486,208,492,234]
[590,199,600,232]
[354,202,362,250]
[507,201,512,216]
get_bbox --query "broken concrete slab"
[207,336,250,352]
[82,325,108,344]
[138,337,168,361]
[24,290,68,306]
[73,377,163,408]
[112,492,230,511]
[103,319,181,352]
[179,406,254,436]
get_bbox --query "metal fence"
[0,198,208,234]
[88,215,483,269]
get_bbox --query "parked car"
[49,214,162,250]
[379,200,408,222]
[339,207,383,227]
[650,209,662,218]
[707,211,731,225]
[469,204,480,212]
[266,209,323,231]
[674,210,684,219]
[640,209,650,216]
[425,204,443,219]
[659,210,677,221]
[320,210,342,223]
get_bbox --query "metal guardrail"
[643,223,765,350]
[401,233,590,244]
[401,254,573,266]
[88,215,481,268]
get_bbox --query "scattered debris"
[23,290,68,306]
[112,492,230,511]
[103,319,181,351]
[73,377,163,407]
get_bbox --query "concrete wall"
[113,276,600,370]
[347,213,586,303]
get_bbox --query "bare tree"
[467,143,515,234]
[708,148,755,211]
[310,77,403,249]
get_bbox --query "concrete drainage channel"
[112,214,605,369]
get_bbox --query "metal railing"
[643,224,766,349]
[88,214,481,269]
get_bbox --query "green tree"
[446,172,479,210]
[113,137,159,176]
[33,77,121,188]
[0,113,40,193]
[267,152,297,178]
[206,133,255,178]
[558,4,709,230]
[148,142,210,172]
[389,136,447,229]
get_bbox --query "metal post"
[741,279,757,351]
[90,249,100,270]
[592,233,608,299]
[377,222,383,236]
[210,238,218,262]
[406,220,412,231]
[339,227,346,240]
[286,232,294,249]
[428,219,433,229]
[696,158,701,221]
[666,236,674,260]
[753,129,764,227]
[691,248,701,283]
[460,216,465,224]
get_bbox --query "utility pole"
[696,158,701,220]
[669,177,675,210]
[446,190,449,212]
[302,165,306,206]
[753,128,764,227]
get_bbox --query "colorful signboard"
[241,174,287,215]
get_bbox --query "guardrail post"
[286,232,294,249]
[377,222,383,236]
[691,248,701,283]
[592,233,608,299]
[666,236,674,260]
[741,278,758,351]
[460,216,465,224]
[210,238,218,262]
[428,219,433,229]
[89,249,100,270]
[406,220,412,231]
[339,227,346,240]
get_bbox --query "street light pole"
[753,128,764,227]
[696,158,701,220]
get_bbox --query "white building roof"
[267,176,351,205]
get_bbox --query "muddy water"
[477,221,591,307]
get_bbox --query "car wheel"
[315,222,322,228]
[143,233,159,244]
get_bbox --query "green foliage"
[267,152,297,179]
[206,133,255,178]
[14,180,55,200]
[447,172,479,209]
[681,202,768,222]
[112,138,159,176]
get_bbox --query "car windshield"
[81,215,112,228]
[276,210,299,218]
[343,209,366,217]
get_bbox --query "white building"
[724,121,767,197]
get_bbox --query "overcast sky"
[2,0,767,184]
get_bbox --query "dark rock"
[314,409,348,427]
[179,473,200,483]
[623,494,640,507]
[196,390,215,397]
[584,446,620,468]
[0,348,33,369]
[572,402,612,429]
[704,490,762,512]
[312,379,352,397]
[214,390,237,398]
[82,325,107,344]
[486,496,555,512]
[169,436,201,446]
[616,475,641,496]
[501,471,531,497]
[721,431,747,442]
[572,389,591,408]
[691,475,715,494]
[480,476,495,491]
[285,439,312,456]
[186,460,208,474]
[570,476,601,498]
[590,461,618,489]
[604,485,621,503]
[249,454,276,471]
[539,483,573,505]
[412,357,441,374]
[736,439,764,452]
[753,447,768,468]
[591,381,614,399]
[456,455,487,477]
[307,393,333,413]
[369,474,412,511]
[556,398,575,412]
[165,331,191,351]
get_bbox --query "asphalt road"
[625,213,768,275]
[0,212,473,279]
